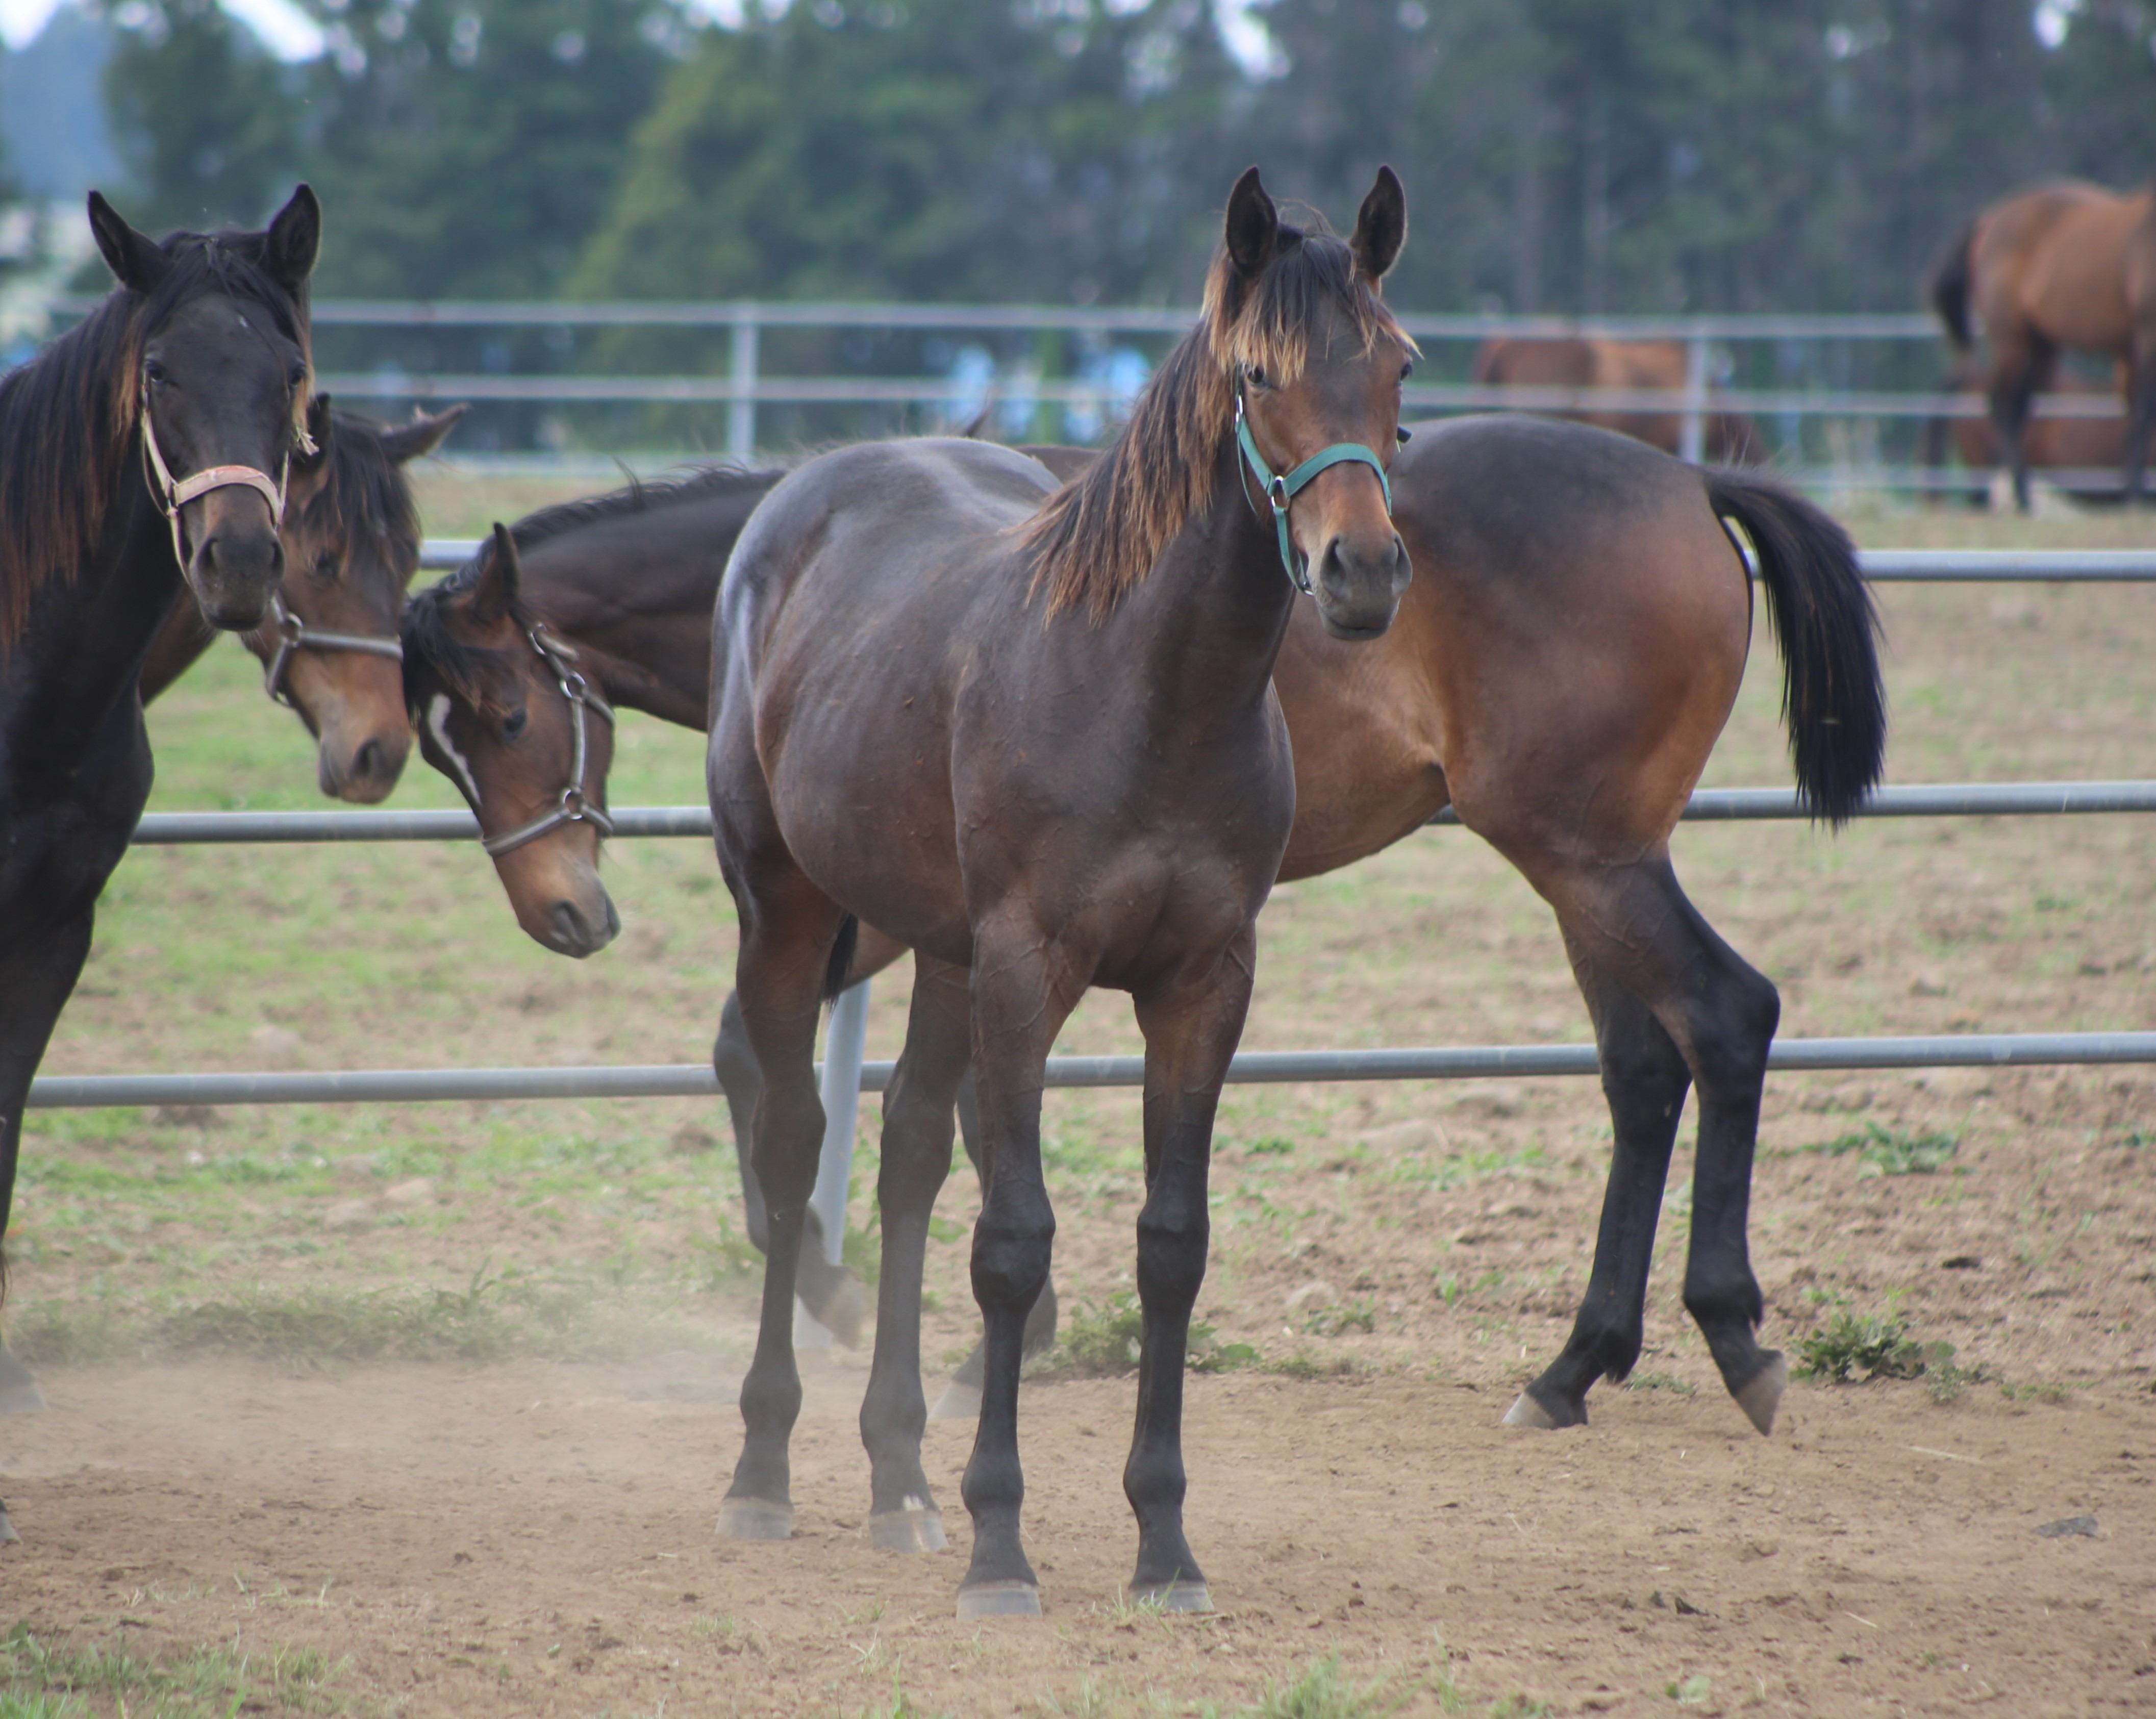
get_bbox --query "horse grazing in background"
[0,189,320,1510]
[141,400,464,800]
[1920,357,2127,507]
[710,166,1412,1616]
[1930,179,2156,509]
[1470,336,1756,463]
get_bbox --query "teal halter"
[1234,389,1396,595]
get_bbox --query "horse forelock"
[0,230,312,650]
[297,411,424,597]
[1024,230,1407,622]
[400,567,539,722]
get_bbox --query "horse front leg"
[859,955,969,1551]
[956,925,1081,1618]
[1119,927,1255,1612]
[714,876,852,1541]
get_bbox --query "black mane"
[402,462,783,716]
[299,409,424,599]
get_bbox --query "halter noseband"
[477,626,617,858]
[1234,388,1395,595]
[261,593,405,709]
[140,379,303,571]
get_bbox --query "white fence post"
[1679,331,1710,465]
[793,975,871,1348]
[728,310,760,461]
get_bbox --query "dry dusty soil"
[0,492,2151,1716]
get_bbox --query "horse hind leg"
[1506,932,1692,1430]
[859,956,971,1552]
[714,874,853,1541]
[1510,853,1785,1435]
[2124,335,2156,505]
[1990,332,2054,514]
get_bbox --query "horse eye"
[312,552,339,580]
[144,359,168,386]
[288,362,307,390]
[503,708,529,741]
[1247,367,1269,390]
[1399,360,1414,382]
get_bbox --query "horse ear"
[262,184,322,293]
[380,402,468,465]
[1224,167,1281,278]
[1349,165,1407,284]
[87,191,168,295]
[472,523,521,626]
[293,394,334,478]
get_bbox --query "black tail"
[1928,221,1977,352]
[1704,470,1886,826]
[823,914,860,1003]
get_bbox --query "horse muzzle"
[184,489,286,630]
[1313,530,1411,640]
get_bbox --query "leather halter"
[478,626,616,858]
[1234,389,1395,595]
[261,593,405,709]
[140,380,299,570]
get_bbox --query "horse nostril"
[550,901,589,950]
[353,738,384,781]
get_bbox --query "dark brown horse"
[414,417,1881,1463]
[710,167,1412,1615]
[1931,179,2156,509]
[1470,336,1756,463]
[140,401,463,800]
[0,190,320,1529]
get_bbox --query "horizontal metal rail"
[414,538,2156,581]
[24,1031,2156,1110]
[319,370,2094,420]
[124,783,2156,847]
[50,297,1944,339]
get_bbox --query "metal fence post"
[1679,331,1710,465]
[728,309,759,461]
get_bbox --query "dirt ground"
[2,495,2152,1715]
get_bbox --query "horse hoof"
[1734,1353,1789,1437]
[814,1274,866,1350]
[0,1349,47,1415]
[0,1504,18,1546]
[928,1379,983,1423]
[716,1497,793,1540]
[955,1579,1041,1620]
[867,1507,947,1554]
[1501,1391,1562,1429]
[1131,1580,1210,1613]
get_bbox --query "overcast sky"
[0,0,322,56]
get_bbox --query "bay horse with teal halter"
[708,165,1413,1615]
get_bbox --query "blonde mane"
[1024,227,1406,620]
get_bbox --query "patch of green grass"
[1301,1296,1376,1337]
[1793,1309,1957,1384]
[1796,1122,1960,1177]
[1666,1673,1713,1706]
[1032,1293,1258,1377]
[854,1679,952,1719]
[1623,1372,1698,1397]
[1264,1351,1364,1382]
[1236,1654,1407,1719]
[11,1261,615,1369]
[0,1622,347,1718]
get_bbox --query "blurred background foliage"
[2,0,2154,311]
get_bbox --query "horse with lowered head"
[0,190,320,1525]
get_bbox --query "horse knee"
[1135,1204,1209,1310]
[971,1190,1055,1306]
[1685,966,1778,1096]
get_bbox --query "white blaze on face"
[427,693,484,807]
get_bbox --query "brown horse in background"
[1930,178,2156,509]
[140,401,463,799]
[1471,337,1756,462]
[1920,359,2126,506]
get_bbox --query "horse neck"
[5,459,180,759]
[517,498,753,730]
[1096,434,1299,742]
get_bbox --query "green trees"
[572,0,1239,306]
